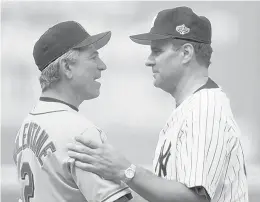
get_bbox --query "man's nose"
[97,58,107,71]
[145,55,156,67]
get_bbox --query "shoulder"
[72,113,105,140]
[50,111,102,133]
[181,88,238,133]
[60,111,98,128]
[37,111,104,148]
[185,88,232,116]
[191,88,229,104]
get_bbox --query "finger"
[75,135,101,149]
[74,161,97,173]
[67,143,95,155]
[68,151,95,163]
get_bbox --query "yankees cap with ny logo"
[130,6,212,45]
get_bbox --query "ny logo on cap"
[176,24,190,35]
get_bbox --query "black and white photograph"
[1,1,260,202]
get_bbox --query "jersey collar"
[193,77,219,94]
[39,97,79,112]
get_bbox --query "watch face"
[125,168,134,178]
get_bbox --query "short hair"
[39,49,80,92]
[172,39,213,68]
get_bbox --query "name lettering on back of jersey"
[14,122,56,166]
[155,140,171,177]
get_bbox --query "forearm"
[67,138,208,202]
[126,166,208,202]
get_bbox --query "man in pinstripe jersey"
[68,7,248,202]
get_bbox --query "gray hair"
[172,39,213,68]
[39,49,80,92]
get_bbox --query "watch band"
[123,164,136,183]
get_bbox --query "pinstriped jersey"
[153,79,248,202]
[13,99,132,202]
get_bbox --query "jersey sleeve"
[175,92,230,200]
[68,127,132,202]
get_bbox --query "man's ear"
[181,43,194,65]
[60,59,73,79]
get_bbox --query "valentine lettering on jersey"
[14,122,56,166]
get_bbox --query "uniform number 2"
[21,162,35,202]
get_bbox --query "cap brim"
[74,31,111,50]
[130,33,172,45]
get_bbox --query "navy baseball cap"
[33,21,111,71]
[130,6,211,45]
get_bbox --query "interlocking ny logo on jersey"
[176,24,190,35]
[155,140,171,177]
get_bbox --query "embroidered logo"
[155,140,171,177]
[176,24,190,35]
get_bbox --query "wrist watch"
[123,164,136,183]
